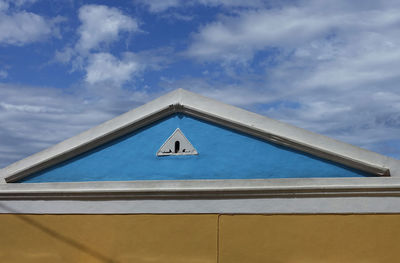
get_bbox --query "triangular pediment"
[14,114,373,183]
[0,89,396,184]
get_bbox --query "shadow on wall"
[0,203,117,263]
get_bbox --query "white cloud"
[0,0,62,46]
[85,52,140,85]
[84,49,171,86]
[76,5,138,53]
[0,11,53,45]
[54,5,145,87]
[187,1,400,62]
[135,0,265,12]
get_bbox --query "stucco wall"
[0,214,399,262]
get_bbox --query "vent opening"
[157,128,198,156]
[174,141,180,153]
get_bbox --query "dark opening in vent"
[174,141,180,153]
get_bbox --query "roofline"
[1,88,399,183]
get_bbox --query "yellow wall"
[0,215,217,263]
[219,215,400,263]
[1,214,400,263]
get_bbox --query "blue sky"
[1,0,400,168]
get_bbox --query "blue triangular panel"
[20,114,371,183]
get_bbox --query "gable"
[19,113,371,183]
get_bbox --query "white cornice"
[1,178,400,200]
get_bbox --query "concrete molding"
[0,88,399,187]
[2,178,400,214]
[1,178,400,200]
[2,197,400,214]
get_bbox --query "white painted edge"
[2,197,400,214]
[1,178,400,199]
[0,89,399,186]
[2,178,400,214]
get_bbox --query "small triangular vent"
[157,128,198,156]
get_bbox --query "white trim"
[1,178,400,199]
[2,178,400,214]
[2,197,400,214]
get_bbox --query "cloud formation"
[54,4,153,87]
[76,5,138,53]
[0,0,58,45]
[85,52,140,85]
[135,0,264,12]
[187,1,400,62]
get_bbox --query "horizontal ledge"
[2,190,400,200]
[2,178,400,200]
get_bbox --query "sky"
[0,0,400,168]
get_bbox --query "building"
[1,89,400,262]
